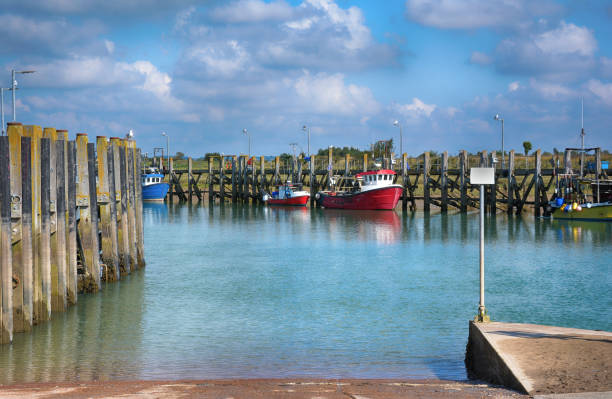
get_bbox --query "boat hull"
[267,195,310,206]
[142,182,170,201]
[552,203,612,221]
[317,186,402,210]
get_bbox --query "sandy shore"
[0,379,527,398]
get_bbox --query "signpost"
[470,167,495,322]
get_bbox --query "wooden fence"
[1,122,145,344]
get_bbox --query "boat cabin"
[355,170,397,192]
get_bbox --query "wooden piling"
[167,157,174,203]
[54,140,67,311]
[251,157,257,200]
[231,157,237,203]
[344,154,350,177]
[564,149,572,174]
[219,157,225,201]
[507,151,515,215]
[441,151,448,213]
[66,140,77,303]
[39,137,52,320]
[22,125,42,323]
[97,137,118,281]
[134,148,145,268]
[460,150,467,213]
[20,136,34,326]
[8,124,25,332]
[208,157,214,202]
[260,156,265,202]
[76,134,100,292]
[104,143,120,281]
[534,149,542,217]
[363,153,368,172]
[401,153,408,210]
[309,155,315,207]
[1,136,13,343]
[188,157,193,202]
[126,142,137,270]
[423,152,430,212]
[117,142,130,275]
[327,147,333,189]
[274,156,280,186]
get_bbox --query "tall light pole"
[242,128,250,158]
[161,131,169,171]
[302,125,310,157]
[0,87,9,136]
[393,120,402,158]
[494,114,504,168]
[12,69,36,121]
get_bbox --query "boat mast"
[580,97,585,178]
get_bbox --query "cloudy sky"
[2,0,611,157]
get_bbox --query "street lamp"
[302,125,310,157]
[393,120,403,158]
[242,128,250,158]
[12,69,36,121]
[494,114,504,168]
[1,87,11,136]
[161,131,169,171]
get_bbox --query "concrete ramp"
[466,321,612,395]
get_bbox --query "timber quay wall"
[159,148,608,217]
[0,122,145,344]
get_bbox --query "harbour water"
[0,203,610,384]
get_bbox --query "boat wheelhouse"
[142,167,170,202]
[263,181,310,206]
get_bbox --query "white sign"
[470,167,495,185]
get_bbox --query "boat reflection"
[318,209,401,244]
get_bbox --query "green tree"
[522,141,532,156]
[174,151,185,160]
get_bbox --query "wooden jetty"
[1,122,145,344]
[158,148,609,216]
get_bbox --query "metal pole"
[0,88,4,135]
[248,133,251,158]
[166,135,169,171]
[501,119,505,169]
[307,127,310,158]
[11,69,16,121]
[400,124,403,159]
[478,184,486,320]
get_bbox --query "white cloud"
[404,0,560,30]
[104,39,115,54]
[587,79,612,106]
[393,98,436,119]
[508,81,520,92]
[469,51,492,65]
[211,0,293,23]
[529,79,573,100]
[129,61,172,98]
[294,71,379,115]
[306,0,371,51]
[534,21,596,56]
[185,40,250,77]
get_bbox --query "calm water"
[0,203,610,384]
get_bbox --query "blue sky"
[1,0,611,157]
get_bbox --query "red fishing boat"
[315,170,402,210]
[263,181,310,206]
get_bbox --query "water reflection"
[0,272,145,384]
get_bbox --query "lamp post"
[242,128,250,158]
[1,87,9,136]
[494,114,504,168]
[393,120,402,159]
[302,125,310,157]
[161,131,169,171]
[12,69,36,121]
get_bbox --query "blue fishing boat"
[142,167,170,201]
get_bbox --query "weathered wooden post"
[208,157,214,202]
[564,149,572,174]
[1,136,13,343]
[23,126,42,323]
[441,151,448,213]
[66,140,77,303]
[401,153,408,210]
[76,134,101,292]
[344,154,350,177]
[251,157,257,201]
[460,150,467,213]
[168,157,174,203]
[20,136,34,325]
[231,157,237,203]
[135,148,145,267]
[111,138,129,275]
[423,151,430,212]
[327,147,333,189]
[54,139,67,311]
[8,124,25,332]
[39,137,52,320]
[507,150,515,214]
[363,153,368,172]
[97,137,117,281]
[534,149,542,217]
[126,141,137,269]
[309,155,316,207]
[105,143,120,281]
[219,156,225,201]
[274,156,280,186]
[188,157,193,202]
[260,156,266,201]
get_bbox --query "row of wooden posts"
[159,148,607,216]
[161,147,606,217]
[1,122,145,344]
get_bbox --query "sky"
[1,0,611,157]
